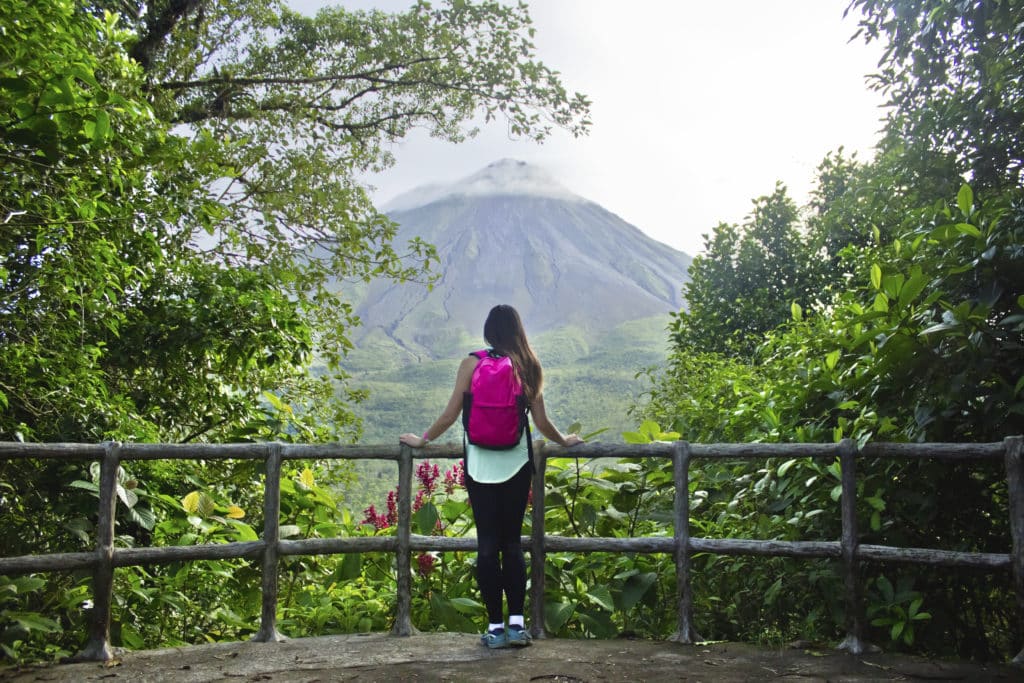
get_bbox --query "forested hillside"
[343,315,670,512]
[349,315,670,445]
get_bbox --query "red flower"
[386,490,398,527]
[444,461,465,494]
[417,460,440,494]
[416,552,436,577]
[362,504,389,530]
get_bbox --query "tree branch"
[154,57,441,92]
[130,0,206,72]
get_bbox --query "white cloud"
[382,159,583,212]
[291,0,888,255]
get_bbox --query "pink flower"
[444,461,465,494]
[417,553,436,577]
[361,504,378,526]
[386,490,398,527]
[361,504,389,530]
[416,460,440,494]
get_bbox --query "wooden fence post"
[253,443,285,642]
[74,441,120,661]
[392,443,416,635]
[669,440,701,643]
[530,441,548,639]
[1005,435,1024,665]
[837,438,867,654]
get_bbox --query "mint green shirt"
[466,437,530,483]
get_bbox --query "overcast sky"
[291,0,889,256]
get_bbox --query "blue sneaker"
[480,628,508,649]
[506,625,532,647]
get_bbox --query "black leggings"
[465,461,532,624]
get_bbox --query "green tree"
[2,0,590,662]
[848,0,1024,194]
[94,0,591,370]
[642,0,1024,658]
[671,184,817,357]
[2,0,591,443]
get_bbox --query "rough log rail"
[1,437,1022,664]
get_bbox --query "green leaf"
[338,552,362,581]
[68,480,99,494]
[618,572,657,611]
[586,585,615,611]
[10,612,62,634]
[791,301,802,321]
[92,109,110,144]
[64,517,93,543]
[447,597,484,614]
[10,577,46,594]
[0,77,31,94]
[825,350,840,371]
[999,314,1024,327]
[777,459,798,477]
[413,502,440,535]
[278,524,301,538]
[441,499,470,524]
[197,492,216,518]
[956,184,973,216]
[876,575,894,602]
[545,601,576,632]
[897,268,928,310]
[128,505,156,530]
[621,431,646,444]
[116,483,138,508]
[228,519,259,542]
[919,322,959,336]
[182,491,200,514]
[870,263,882,290]
[953,222,981,238]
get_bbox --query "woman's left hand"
[399,433,427,448]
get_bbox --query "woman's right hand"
[399,433,427,448]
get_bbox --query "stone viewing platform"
[1,632,1018,682]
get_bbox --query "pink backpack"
[462,349,529,449]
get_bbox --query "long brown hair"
[483,304,542,404]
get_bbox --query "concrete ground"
[1,632,1019,682]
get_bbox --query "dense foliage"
[637,0,1024,661]
[0,0,588,663]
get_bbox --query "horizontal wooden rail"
[1,437,1021,665]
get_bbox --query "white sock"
[489,622,505,633]
[508,615,524,629]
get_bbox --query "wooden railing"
[1,437,1022,664]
